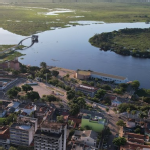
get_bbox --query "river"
[1,21,150,88]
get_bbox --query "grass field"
[81,118,105,132]
[0,2,150,35]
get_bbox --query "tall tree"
[131,80,140,90]
[113,137,126,147]
[40,62,47,69]
[22,84,33,93]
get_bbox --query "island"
[89,28,150,58]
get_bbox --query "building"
[34,121,67,150]
[81,114,105,132]
[71,130,98,147]
[76,84,99,97]
[110,96,122,107]
[75,70,129,84]
[10,117,37,146]
[0,126,10,149]
[0,58,20,70]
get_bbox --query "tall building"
[10,117,37,146]
[34,121,67,150]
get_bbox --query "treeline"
[1,0,150,3]
[89,28,150,58]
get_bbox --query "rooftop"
[11,123,31,130]
[73,130,98,140]
[91,71,126,80]
[77,70,91,76]
[35,129,61,139]
[41,121,66,129]
[76,84,98,92]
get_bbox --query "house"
[110,96,122,107]
[76,84,99,97]
[71,130,98,148]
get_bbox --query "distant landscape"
[0,2,150,35]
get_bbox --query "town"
[1,59,150,150]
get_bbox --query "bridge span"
[0,35,38,54]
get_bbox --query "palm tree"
[126,108,130,118]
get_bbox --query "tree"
[7,87,20,98]
[134,128,141,134]
[12,70,20,75]
[126,108,130,118]
[101,84,111,90]
[57,115,64,123]
[67,90,75,100]
[113,137,127,147]
[143,97,150,104]
[138,112,144,122]
[116,120,126,127]
[9,147,17,150]
[131,80,140,90]
[22,84,33,93]
[131,110,136,119]
[95,89,106,99]
[106,107,109,113]
[40,62,47,68]
[52,70,59,77]
[27,91,40,101]
[0,147,6,150]
[69,103,80,116]
[77,97,86,108]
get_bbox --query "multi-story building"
[34,121,67,150]
[10,117,37,146]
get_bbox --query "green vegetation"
[81,118,105,132]
[116,120,126,127]
[1,2,150,36]
[89,28,150,58]
[113,137,127,147]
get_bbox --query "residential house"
[71,130,98,148]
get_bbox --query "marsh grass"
[0,2,150,35]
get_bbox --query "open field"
[0,2,150,35]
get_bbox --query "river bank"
[89,28,150,58]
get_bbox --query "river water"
[1,21,150,88]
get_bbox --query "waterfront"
[1,21,150,88]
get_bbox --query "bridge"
[0,35,38,54]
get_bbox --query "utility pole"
[46,73,47,85]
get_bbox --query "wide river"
[1,21,150,88]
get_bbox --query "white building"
[34,122,67,150]
[71,130,98,148]
[10,117,38,146]
[110,96,122,107]
[91,72,128,84]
